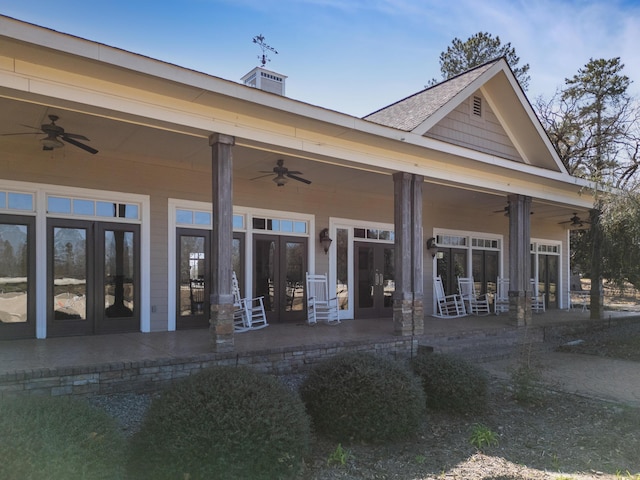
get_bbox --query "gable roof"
[363,58,568,174]
[363,59,499,131]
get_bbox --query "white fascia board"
[496,73,568,174]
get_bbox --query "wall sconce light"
[319,228,333,254]
[426,237,438,258]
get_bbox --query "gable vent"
[473,97,482,117]
[472,96,482,117]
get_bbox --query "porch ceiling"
[0,95,587,226]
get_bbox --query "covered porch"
[0,16,595,349]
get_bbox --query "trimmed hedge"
[411,352,488,414]
[0,395,126,480]
[300,352,426,443]
[128,366,311,480]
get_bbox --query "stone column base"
[210,303,235,352]
[509,291,532,326]
[412,299,424,336]
[393,298,423,336]
[393,298,413,336]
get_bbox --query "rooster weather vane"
[252,34,278,67]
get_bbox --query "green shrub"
[128,366,311,480]
[300,352,426,443]
[0,395,126,480]
[411,352,488,414]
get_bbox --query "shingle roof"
[363,60,500,131]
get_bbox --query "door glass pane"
[285,241,305,312]
[383,247,394,308]
[357,246,374,308]
[336,228,349,310]
[548,256,558,307]
[472,251,483,292]
[485,251,498,298]
[232,237,242,291]
[538,255,547,300]
[255,239,275,312]
[0,223,29,323]
[104,230,135,318]
[53,227,87,320]
[179,235,206,316]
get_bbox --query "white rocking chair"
[457,276,491,315]
[232,272,269,332]
[433,275,466,318]
[494,277,510,315]
[305,272,340,325]
[530,278,546,313]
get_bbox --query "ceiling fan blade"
[61,135,98,154]
[286,170,303,175]
[18,123,42,131]
[0,132,40,136]
[250,173,274,181]
[287,173,311,185]
[63,132,90,141]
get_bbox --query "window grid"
[47,195,140,220]
[251,216,307,234]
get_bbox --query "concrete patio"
[1,309,638,398]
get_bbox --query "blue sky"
[1,0,639,117]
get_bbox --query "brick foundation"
[0,337,417,398]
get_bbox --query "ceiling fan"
[251,159,311,187]
[559,213,589,228]
[1,114,98,154]
[493,204,510,216]
[493,202,533,216]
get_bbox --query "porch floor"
[2,309,638,378]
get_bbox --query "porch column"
[507,193,532,326]
[411,175,424,335]
[209,133,235,352]
[392,172,424,336]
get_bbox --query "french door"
[354,242,394,318]
[47,219,140,336]
[0,215,35,339]
[176,228,210,329]
[472,250,499,305]
[253,234,307,323]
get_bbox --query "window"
[0,191,34,212]
[47,195,140,220]
[251,216,307,234]
[353,226,395,241]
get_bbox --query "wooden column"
[507,194,532,326]
[411,175,424,335]
[392,172,424,336]
[209,133,235,352]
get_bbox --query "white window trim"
[0,179,150,338]
[329,217,395,321]
[531,237,564,309]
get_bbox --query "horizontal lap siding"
[426,94,522,163]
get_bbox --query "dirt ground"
[302,319,640,480]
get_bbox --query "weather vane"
[252,34,278,67]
